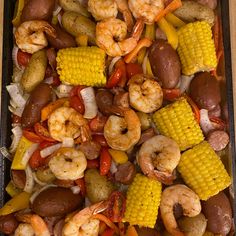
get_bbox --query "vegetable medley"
[0,0,233,235]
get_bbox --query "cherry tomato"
[162,88,181,101]
[106,68,122,89]
[126,63,143,80]
[87,159,100,169]
[23,130,43,143]
[89,115,107,132]
[29,149,45,169]
[100,147,112,176]
[101,228,115,236]
[17,50,31,67]
[74,178,86,196]
[34,123,56,142]
[92,135,108,147]
[69,96,85,114]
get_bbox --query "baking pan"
[0,0,236,235]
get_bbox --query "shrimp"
[49,147,87,180]
[104,109,141,151]
[128,74,163,113]
[137,135,181,185]
[88,0,134,31]
[15,214,50,236]
[48,107,91,142]
[96,17,144,57]
[14,20,56,54]
[128,0,164,24]
[63,201,108,236]
[160,184,201,236]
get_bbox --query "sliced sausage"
[113,91,129,108]
[137,128,155,146]
[96,90,114,116]
[11,170,26,189]
[79,141,101,160]
[53,179,75,188]
[207,130,229,151]
[0,214,18,234]
[115,161,136,185]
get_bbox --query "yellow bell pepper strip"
[145,24,156,40]
[157,17,178,50]
[126,226,138,236]
[108,149,128,164]
[0,191,30,216]
[146,57,154,77]
[137,48,146,64]
[76,34,89,46]
[5,181,21,197]
[12,0,24,26]
[165,13,186,28]
[11,136,37,170]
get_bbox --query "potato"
[47,25,76,49]
[148,40,181,89]
[136,112,151,131]
[21,49,47,92]
[178,213,207,236]
[21,83,53,128]
[21,0,55,22]
[59,0,90,17]
[35,168,56,184]
[189,72,221,110]
[135,227,160,236]
[62,11,96,44]
[32,187,83,217]
[202,192,232,235]
[85,169,115,203]
[174,1,215,26]
[0,214,18,234]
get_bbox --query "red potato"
[115,161,136,185]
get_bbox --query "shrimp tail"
[43,24,56,38]
[153,170,176,185]
[123,10,134,32]
[131,18,145,41]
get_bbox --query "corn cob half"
[177,21,217,75]
[56,46,106,86]
[123,174,162,228]
[178,141,231,200]
[153,97,204,151]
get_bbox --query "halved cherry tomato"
[162,88,181,101]
[89,115,107,132]
[92,135,108,147]
[69,96,85,114]
[184,94,200,124]
[34,123,56,142]
[87,159,100,169]
[29,149,45,169]
[126,63,143,80]
[74,178,86,196]
[12,114,21,124]
[105,191,126,223]
[101,228,115,236]
[69,85,86,98]
[23,130,43,143]
[115,59,127,88]
[106,68,122,89]
[100,147,112,176]
[17,50,31,67]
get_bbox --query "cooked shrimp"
[128,0,164,24]
[49,147,87,180]
[14,20,56,54]
[88,0,134,31]
[104,109,141,151]
[15,214,50,236]
[160,184,201,236]
[63,201,108,236]
[48,107,91,142]
[137,135,180,185]
[96,17,144,57]
[128,74,163,113]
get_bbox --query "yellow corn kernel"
[178,141,231,200]
[57,46,106,87]
[6,181,21,197]
[108,149,128,164]
[177,21,217,75]
[123,174,162,228]
[153,97,204,151]
[165,13,186,28]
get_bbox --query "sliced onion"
[108,56,121,75]
[40,143,62,158]
[21,143,39,167]
[62,138,74,148]
[110,160,118,174]
[9,125,23,153]
[142,52,149,75]
[200,109,214,134]
[24,166,35,193]
[12,66,24,83]
[12,45,21,69]
[80,87,98,119]
[32,172,47,186]
[55,84,73,98]
[179,75,194,93]
[70,186,81,194]
[8,105,24,117]
[53,4,62,16]
[30,184,57,204]
[7,83,27,108]
[57,14,62,27]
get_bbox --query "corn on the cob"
[123,174,162,228]
[177,21,217,75]
[178,141,231,200]
[153,97,204,151]
[56,46,106,86]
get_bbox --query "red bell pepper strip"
[23,130,43,143]
[100,148,112,176]
[29,149,45,169]
[101,228,115,236]
[162,88,181,101]
[34,123,56,142]
[115,59,127,87]
[126,63,143,80]
[106,68,122,89]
